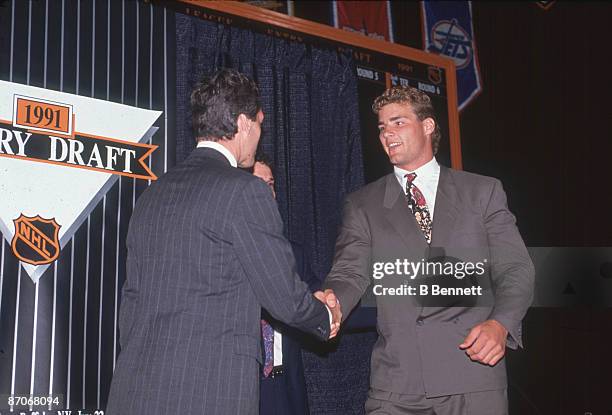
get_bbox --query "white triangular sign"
[0,80,161,283]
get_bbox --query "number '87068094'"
[2,394,61,409]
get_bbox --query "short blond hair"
[372,86,441,155]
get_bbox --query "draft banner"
[0,80,161,283]
[421,1,482,110]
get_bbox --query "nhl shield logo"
[428,66,442,85]
[11,214,61,265]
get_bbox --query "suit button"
[416,318,424,326]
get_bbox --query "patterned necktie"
[405,173,433,244]
[261,319,274,377]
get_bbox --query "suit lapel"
[430,167,459,248]
[383,174,429,252]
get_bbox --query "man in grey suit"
[323,86,534,414]
[106,69,340,415]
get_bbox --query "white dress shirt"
[273,330,283,366]
[394,157,441,218]
[197,140,237,167]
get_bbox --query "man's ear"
[236,113,251,134]
[422,117,435,138]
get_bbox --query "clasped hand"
[314,289,342,339]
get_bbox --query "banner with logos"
[421,1,482,110]
[333,0,394,42]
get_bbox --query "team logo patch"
[11,214,61,265]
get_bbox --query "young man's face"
[377,102,434,171]
[253,161,276,199]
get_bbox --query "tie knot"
[405,172,417,184]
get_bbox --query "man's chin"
[388,156,403,166]
[238,159,255,169]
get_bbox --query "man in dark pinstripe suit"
[106,69,340,415]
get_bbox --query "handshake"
[313,289,342,340]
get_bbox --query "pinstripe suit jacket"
[106,148,330,414]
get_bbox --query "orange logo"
[11,214,61,265]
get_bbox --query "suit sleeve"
[485,179,535,349]
[118,222,140,348]
[323,196,372,322]
[231,179,330,341]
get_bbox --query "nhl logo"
[11,214,61,265]
[428,66,442,85]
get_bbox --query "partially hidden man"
[323,86,534,415]
[106,69,340,415]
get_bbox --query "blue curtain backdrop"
[175,13,374,414]
[175,13,363,284]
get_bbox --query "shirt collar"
[197,140,238,168]
[394,157,439,185]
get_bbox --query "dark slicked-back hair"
[372,85,442,155]
[255,151,273,172]
[245,150,273,175]
[190,69,261,142]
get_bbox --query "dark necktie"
[261,319,274,377]
[405,173,433,244]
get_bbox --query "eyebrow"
[378,115,405,126]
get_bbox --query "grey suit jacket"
[106,148,330,414]
[324,166,534,397]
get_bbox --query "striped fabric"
[106,148,329,414]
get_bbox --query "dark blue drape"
[175,13,373,415]
[175,14,364,283]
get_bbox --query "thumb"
[459,325,480,349]
[313,291,325,302]
[324,289,337,308]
